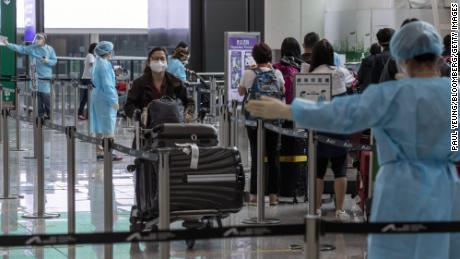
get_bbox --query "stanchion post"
[50,81,55,122]
[242,120,280,225]
[0,86,3,143]
[66,126,76,259]
[87,86,92,134]
[305,215,320,259]
[74,83,79,127]
[11,88,28,152]
[308,130,317,215]
[103,138,114,259]
[22,117,60,219]
[158,151,170,259]
[0,109,19,200]
[61,84,65,127]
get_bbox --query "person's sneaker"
[335,210,351,221]
[269,194,279,206]
[316,209,322,217]
[112,154,123,161]
[78,115,87,121]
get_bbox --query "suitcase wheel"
[127,164,137,172]
[186,239,195,250]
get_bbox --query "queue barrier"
[1,77,379,259]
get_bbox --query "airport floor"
[0,116,368,259]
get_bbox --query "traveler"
[167,42,189,81]
[442,34,451,63]
[370,28,395,84]
[380,18,450,82]
[238,43,285,206]
[273,37,301,104]
[301,32,320,64]
[1,33,57,119]
[90,41,122,161]
[309,39,350,220]
[78,43,97,120]
[246,21,460,259]
[124,47,194,124]
[357,43,381,92]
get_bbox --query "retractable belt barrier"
[0,220,459,247]
[231,117,373,151]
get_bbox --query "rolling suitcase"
[132,146,245,222]
[146,123,219,148]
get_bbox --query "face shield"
[33,34,46,46]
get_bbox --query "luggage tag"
[175,143,199,169]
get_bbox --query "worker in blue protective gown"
[245,21,459,259]
[1,33,57,118]
[90,41,122,161]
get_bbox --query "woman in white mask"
[124,47,195,127]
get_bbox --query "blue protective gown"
[7,43,57,93]
[90,57,118,136]
[291,77,460,259]
[167,55,187,81]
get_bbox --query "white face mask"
[150,61,167,73]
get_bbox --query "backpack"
[243,68,283,121]
[144,96,184,129]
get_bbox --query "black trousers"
[247,126,280,195]
[37,92,50,117]
[78,79,92,115]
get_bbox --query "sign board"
[294,73,333,102]
[224,32,260,104]
[24,0,36,42]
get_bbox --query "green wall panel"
[1,0,16,105]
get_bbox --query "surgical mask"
[150,61,167,73]
[34,38,45,46]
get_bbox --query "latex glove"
[245,96,292,120]
[184,113,193,123]
[42,57,49,64]
[0,38,9,46]
[112,103,119,110]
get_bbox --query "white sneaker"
[335,210,351,221]
[316,209,322,217]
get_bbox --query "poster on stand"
[224,32,260,104]
[294,73,332,102]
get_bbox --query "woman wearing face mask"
[124,47,194,125]
[90,41,122,161]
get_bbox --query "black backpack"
[145,96,184,129]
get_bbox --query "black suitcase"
[132,146,245,221]
[144,123,219,148]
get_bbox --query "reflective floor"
[0,116,367,259]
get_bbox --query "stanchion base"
[241,217,281,225]
[22,212,61,219]
[10,148,30,152]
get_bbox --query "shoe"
[78,115,87,121]
[112,154,123,161]
[269,194,279,206]
[316,209,322,217]
[335,210,351,221]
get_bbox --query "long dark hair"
[143,47,168,74]
[281,37,301,58]
[309,39,334,72]
[88,43,97,55]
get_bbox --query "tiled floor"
[0,114,368,259]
